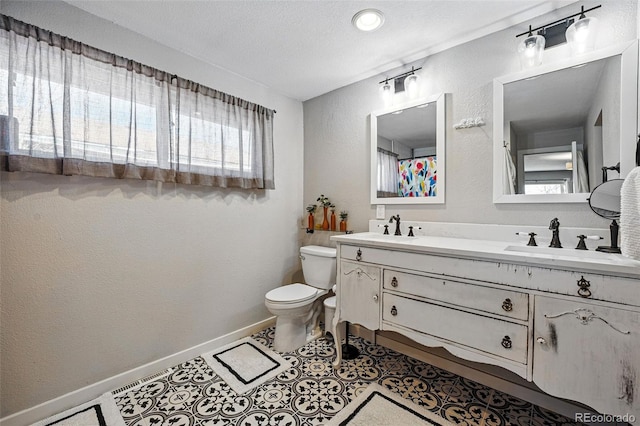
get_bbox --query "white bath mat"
[201,337,291,395]
[31,392,126,426]
[326,383,456,426]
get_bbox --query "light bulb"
[517,34,545,69]
[380,81,394,106]
[352,9,385,32]
[566,16,598,55]
[404,73,419,99]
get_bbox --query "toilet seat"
[265,283,319,304]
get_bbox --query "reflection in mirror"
[493,40,638,204]
[588,179,623,253]
[507,57,617,195]
[371,93,445,205]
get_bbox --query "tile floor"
[113,327,584,426]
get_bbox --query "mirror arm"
[601,162,620,183]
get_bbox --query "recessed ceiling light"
[352,9,385,32]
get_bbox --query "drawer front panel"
[383,270,528,321]
[340,244,640,307]
[382,293,528,364]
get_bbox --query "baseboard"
[374,333,592,421]
[0,317,276,426]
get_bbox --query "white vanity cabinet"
[331,239,640,422]
[533,295,640,419]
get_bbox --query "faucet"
[549,218,562,248]
[389,215,401,236]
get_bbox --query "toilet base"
[273,315,322,352]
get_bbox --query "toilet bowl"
[265,245,336,352]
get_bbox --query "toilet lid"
[266,283,318,304]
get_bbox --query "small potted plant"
[316,194,332,230]
[339,210,348,232]
[306,204,317,230]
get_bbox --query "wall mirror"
[370,93,445,204]
[493,40,638,204]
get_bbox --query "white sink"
[504,245,618,260]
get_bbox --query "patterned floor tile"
[111,326,580,426]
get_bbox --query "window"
[524,180,570,195]
[0,15,274,189]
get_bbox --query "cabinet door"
[339,261,381,331]
[534,296,640,419]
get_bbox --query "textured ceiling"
[67,0,576,101]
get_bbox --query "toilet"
[265,245,336,352]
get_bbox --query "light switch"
[376,205,385,219]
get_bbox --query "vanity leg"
[332,317,343,369]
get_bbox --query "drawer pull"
[391,305,398,316]
[373,294,378,302]
[536,337,547,345]
[391,277,398,287]
[356,249,362,261]
[576,275,591,298]
[501,298,513,312]
[501,336,512,349]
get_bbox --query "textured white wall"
[0,1,303,417]
[304,0,638,233]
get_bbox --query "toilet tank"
[300,245,336,289]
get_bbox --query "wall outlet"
[376,205,385,219]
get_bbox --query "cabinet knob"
[536,337,547,345]
[356,249,362,261]
[501,336,512,349]
[373,294,378,302]
[501,298,513,312]
[391,277,398,287]
[391,305,398,316]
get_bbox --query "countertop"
[331,232,640,279]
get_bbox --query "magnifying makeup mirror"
[588,179,623,253]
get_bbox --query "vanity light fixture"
[566,6,599,55]
[516,5,601,57]
[352,9,385,32]
[378,66,422,104]
[517,25,545,69]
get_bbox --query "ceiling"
[67,0,576,102]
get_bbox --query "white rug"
[326,383,456,426]
[31,393,126,426]
[201,337,291,395]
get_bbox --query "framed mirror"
[493,40,638,203]
[370,93,446,204]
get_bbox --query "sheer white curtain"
[0,15,274,189]
[575,150,589,193]
[502,144,517,195]
[377,149,398,196]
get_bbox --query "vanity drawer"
[382,293,528,364]
[383,270,528,321]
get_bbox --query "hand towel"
[621,166,640,260]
